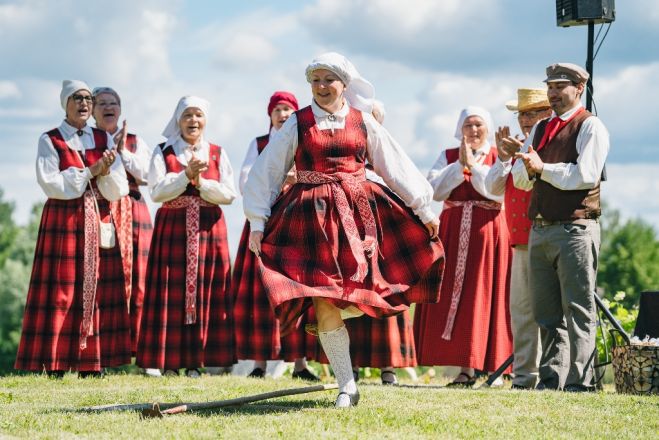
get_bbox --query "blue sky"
[1,0,658,253]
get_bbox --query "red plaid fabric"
[414,147,512,372]
[15,127,131,372]
[232,220,319,361]
[137,143,235,369]
[257,106,445,334]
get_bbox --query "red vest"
[255,134,269,154]
[294,106,367,174]
[47,127,108,188]
[159,142,222,197]
[504,169,532,245]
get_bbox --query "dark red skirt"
[414,206,512,372]
[232,220,318,361]
[137,204,234,369]
[128,191,153,354]
[15,198,131,372]
[258,181,445,334]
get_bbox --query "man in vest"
[486,88,552,389]
[510,63,609,392]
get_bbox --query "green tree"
[598,203,659,309]
[0,188,19,268]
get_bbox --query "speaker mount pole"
[586,20,595,111]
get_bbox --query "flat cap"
[544,63,589,84]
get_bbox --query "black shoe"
[78,370,103,379]
[535,381,559,391]
[446,372,475,388]
[163,369,180,377]
[511,383,533,390]
[47,370,65,379]
[335,390,360,408]
[381,370,399,386]
[563,384,596,393]
[248,367,266,378]
[185,368,202,378]
[292,368,320,382]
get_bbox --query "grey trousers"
[529,220,600,389]
[510,245,541,388]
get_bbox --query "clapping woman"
[137,96,237,377]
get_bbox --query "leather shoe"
[334,390,360,408]
[247,367,266,378]
[381,370,399,386]
[446,372,475,387]
[292,368,320,382]
[511,384,533,390]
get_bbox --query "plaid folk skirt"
[128,191,153,354]
[232,220,319,361]
[14,198,131,372]
[137,204,234,369]
[258,181,445,334]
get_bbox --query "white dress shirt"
[427,143,503,203]
[243,100,436,232]
[238,126,277,195]
[36,120,128,201]
[148,136,237,205]
[109,127,152,185]
[512,104,610,192]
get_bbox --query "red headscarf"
[267,91,299,116]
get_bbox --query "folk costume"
[233,92,319,367]
[414,107,513,374]
[243,53,445,406]
[137,96,237,371]
[15,80,131,373]
[93,86,154,355]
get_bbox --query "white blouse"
[511,104,610,192]
[36,120,128,201]
[238,126,277,195]
[427,143,503,203]
[148,137,237,205]
[110,127,152,185]
[243,100,436,232]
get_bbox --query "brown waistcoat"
[528,110,601,221]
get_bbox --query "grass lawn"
[0,373,657,439]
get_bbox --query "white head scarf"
[161,95,210,145]
[305,52,375,113]
[60,80,91,110]
[454,106,495,145]
[371,99,386,124]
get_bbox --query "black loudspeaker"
[556,0,616,27]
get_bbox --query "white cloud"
[0,81,20,99]
[604,164,659,231]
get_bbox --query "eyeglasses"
[95,100,119,107]
[71,94,94,104]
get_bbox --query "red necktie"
[536,117,561,150]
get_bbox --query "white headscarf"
[305,52,375,114]
[454,106,495,145]
[161,95,210,145]
[60,80,91,110]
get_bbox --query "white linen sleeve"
[148,146,190,203]
[119,135,152,185]
[238,138,259,195]
[426,150,465,202]
[197,148,237,205]
[470,161,504,203]
[35,133,92,200]
[484,158,512,196]
[511,128,536,192]
[364,113,436,224]
[539,116,609,190]
[243,115,299,232]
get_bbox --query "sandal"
[446,372,475,387]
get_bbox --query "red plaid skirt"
[128,191,153,354]
[232,220,318,361]
[15,198,131,372]
[137,204,234,369]
[258,181,445,334]
[414,206,512,372]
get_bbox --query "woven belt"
[441,199,502,341]
[111,196,133,312]
[296,169,377,283]
[163,195,215,324]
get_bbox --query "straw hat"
[505,88,550,112]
